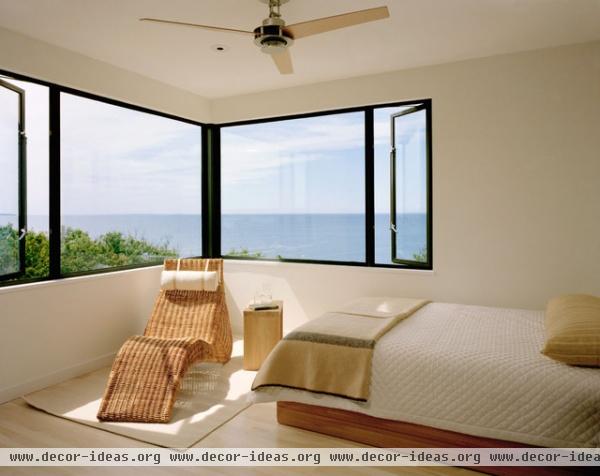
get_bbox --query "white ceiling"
[1,0,599,98]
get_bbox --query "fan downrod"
[254,0,293,55]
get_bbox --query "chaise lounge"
[97,258,232,423]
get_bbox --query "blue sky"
[222,107,427,214]
[2,78,426,218]
[221,112,365,214]
[61,92,202,215]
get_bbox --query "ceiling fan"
[140,0,390,75]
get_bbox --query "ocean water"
[222,214,427,263]
[0,213,426,264]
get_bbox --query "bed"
[251,302,600,475]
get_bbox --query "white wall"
[218,40,600,329]
[0,26,211,122]
[1,40,599,402]
[0,26,209,402]
[0,268,162,403]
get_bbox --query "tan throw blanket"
[251,297,429,401]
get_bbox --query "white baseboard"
[0,352,116,404]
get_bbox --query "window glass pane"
[0,83,20,276]
[375,105,429,265]
[392,108,427,263]
[0,78,49,281]
[61,94,201,274]
[221,112,365,262]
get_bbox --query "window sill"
[0,265,163,296]
[0,259,435,296]
[223,258,435,276]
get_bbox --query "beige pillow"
[160,270,219,292]
[542,294,600,366]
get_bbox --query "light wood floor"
[0,398,481,476]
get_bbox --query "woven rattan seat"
[97,258,232,423]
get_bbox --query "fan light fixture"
[140,0,389,75]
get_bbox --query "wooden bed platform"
[277,401,590,476]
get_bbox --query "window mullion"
[48,87,61,279]
[201,126,210,258]
[211,127,221,258]
[365,108,375,266]
[203,124,222,259]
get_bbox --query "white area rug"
[23,340,255,448]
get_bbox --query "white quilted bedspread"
[252,303,600,447]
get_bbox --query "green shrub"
[24,230,50,278]
[0,224,177,279]
[0,224,19,275]
[226,247,264,258]
[412,247,428,263]
[61,228,177,273]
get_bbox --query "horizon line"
[1,212,427,217]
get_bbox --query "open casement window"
[0,79,27,280]
[390,103,430,267]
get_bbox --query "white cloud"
[60,94,202,215]
[221,113,364,185]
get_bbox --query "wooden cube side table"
[243,301,283,371]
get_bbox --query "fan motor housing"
[254,24,293,54]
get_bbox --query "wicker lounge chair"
[97,258,232,423]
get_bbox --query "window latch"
[18,228,27,241]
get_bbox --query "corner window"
[1,68,431,289]
[220,101,432,269]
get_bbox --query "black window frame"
[389,103,432,269]
[216,99,433,270]
[57,90,205,278]
[0,66,432,289]
[0,78,27,280]
[0,68,207,287]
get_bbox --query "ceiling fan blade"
[271,49,294,75]
[284,6,389,40]
[139,18,254,36]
